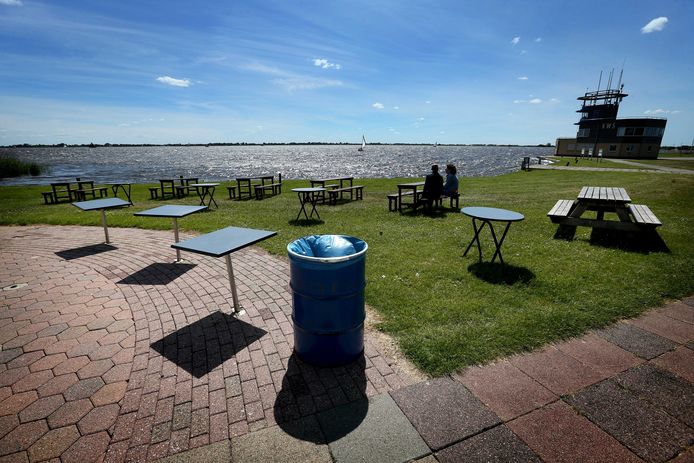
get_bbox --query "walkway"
[0,226,692,462]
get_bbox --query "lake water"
[0,145,555,185]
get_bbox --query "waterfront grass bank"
[1,169,692,376]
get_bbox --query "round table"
[461,207,525,264]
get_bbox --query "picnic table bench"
[327,185,364,205]
[389,181,459,212]
[548,186,662,232]
[236,175,276,200]
[254,174,282,199]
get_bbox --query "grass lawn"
[548,156,645,170]
[628,159,694,171]
[1,170,692,376]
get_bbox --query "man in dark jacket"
[421,164,443,209]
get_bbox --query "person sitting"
[421,164,443,209]
[443,164,458,197]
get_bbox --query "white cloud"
[393,106,399,110]
[417,117,425,121]
[0,0,23,5]
[511,36,520,46]
[641,17,668,34]
[273,77,343,92]
[313,58,341,70]
[517,76,528,80]
[529,98,542,104]
[550,98,560,103]
[156,76,191,87]
[425,100,431,104]
[372,102,384,109]
[534,37,542,42]
[520,50,528,54]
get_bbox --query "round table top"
[292,187,326,192]
[461,206,524,222]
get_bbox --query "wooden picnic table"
[236,175,275,199]
[548,186,661,232]
[310,177,353,202]
[396,181,425,212]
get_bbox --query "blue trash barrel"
[287,235,368,366]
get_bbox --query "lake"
[0,145,555,185]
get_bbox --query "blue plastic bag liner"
[287,235,367,263]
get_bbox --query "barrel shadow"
[273,353,368,444]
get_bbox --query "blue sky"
[0,0,691,145]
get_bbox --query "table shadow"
[273,353,368,444]
[289,218,325,227]
[589,228,670,254]
[117,262,196,285]
[55,243,118,261]
[468,262,536,286]
[151,311,266,378]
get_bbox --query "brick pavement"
[0,225,417,462]
[1,225,693,462]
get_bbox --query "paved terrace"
[0,225,692,463]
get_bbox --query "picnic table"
[189,183,219,208]
[236,175,275,200]
[134,205,208,261]
[71,197,131,244]
[310,177,354,202]
[172,226,277,315]
[396,181,425,212]
[547,186,662,232]
[292,187,325,221]
[462,206,525,264]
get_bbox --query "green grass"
[0,157,43,178]
[628,159,694,170]
[1,171,692,376]
[549,157,642,169]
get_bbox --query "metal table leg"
[172,217,181,262]
[225,254,244,316]
[101,209,110,244]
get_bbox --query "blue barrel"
[287,235,368,367]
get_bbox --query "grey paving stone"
[682,296,694,308]
[436,425,540,463]
[231,415,330,463]
[615,364,694,427]
[318,393,429,463]
[595,323,676,359]
[567,379,694,463]
[153,440,230,463]
[390,377,500,451]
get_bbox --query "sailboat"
[357,135,366,151]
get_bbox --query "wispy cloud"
[511,36,520,46]
[393,106,399,110]
[243,61,344,91]
[425,100,431,104]
[645,108,680,115]
[0,0,23,6]
[416,117,425,121]
[312,58,341,70]
[534,37,542,42]
[156,76,191,87]
[517,76,528,80]
[372,102,384,109]
[514,98,542,104]
[641,17,668,34]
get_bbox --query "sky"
[0,0,692,146]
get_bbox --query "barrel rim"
[287,234,368,263]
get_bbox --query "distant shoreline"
[3,142,554,149]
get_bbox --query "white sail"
[358,135,366,151]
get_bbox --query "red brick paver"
[0,225,415,461]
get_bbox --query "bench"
[629,204,662,227]
[328,186,363,205]
[149,187,159,199]
[413,192,460,210]
[387,191,414,212]
[547,199,575,222]
[175,185,188,198]
[227,186,237,199]
[254,182,282,200]
[74,187,108,201]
